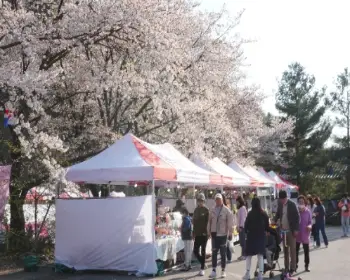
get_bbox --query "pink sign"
[0,165,11,222]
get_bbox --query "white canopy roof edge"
[268,171,299,190]
[65,133,222,186]
[145,142,222,185]
[257,167,284,188]
[243,166,276,187]
[228,160,265,186]
[192,156,251,187]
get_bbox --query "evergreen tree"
[330,68,350,191]
[276,63,332,190]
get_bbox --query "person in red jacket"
[338,193,350,237]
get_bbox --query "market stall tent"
[144,142,222,185]
[192,156,251,187]
[258,168,284,189]
[228,160,264,186]
[268,171,299,190]
[65,133,220,185]
[243,166,276,187]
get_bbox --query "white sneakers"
[209,270,217,278]
[242,271,250,280]
[208,269,226,278]
[199,270,205,276]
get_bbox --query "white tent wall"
[55,195,157,274]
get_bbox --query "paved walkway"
[160,226,346,280]
[0,226,346,280]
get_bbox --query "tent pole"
[193,184,196,208]
[151,180,155,194]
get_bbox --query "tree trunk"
[7,126,28,251]
[8,190,26,251]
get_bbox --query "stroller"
[254,226,282,279]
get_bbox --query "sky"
[200,0,350,137]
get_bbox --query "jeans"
[211,233,227,270]
[193,236,208,269]
[183,240,192,267]
[239,228,246,256]
[226,245,232,261]
[341,216,349,236]
[265,248,273,266]
[296,242,309,267]
[282,231,296,271]
[315,222,328,246]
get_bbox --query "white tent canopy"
[149,143,222,185]
[228,161,264,186]
[268,171,298,190]
[65,133,220,186]
[257,168,283,188]
[243,166,276,187]
[192,156,251,187]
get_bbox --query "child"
[181,208,193,271]
[265,230,276,268]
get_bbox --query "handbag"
[227,239,235,253]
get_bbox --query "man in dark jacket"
[192,193,209,276]
[273,190,300,274]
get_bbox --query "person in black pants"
[193,193,209,276]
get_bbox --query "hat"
[197,193,206,201]
[215,193,223,200]
[279,190,287,199]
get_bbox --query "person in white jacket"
[236,195,248,261]
[207,193,234,279]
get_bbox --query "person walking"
[314,197,328,248]
[207,193,234,279]
[242,197,270,280]
[273,190,300,275]
[236,195,247,261]
[221,193,233,263]
[192,193,209,276]
[181,208,193,271]
[296,195,312,272]
[307,196,317,246]
[338,193,350,237]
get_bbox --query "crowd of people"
[179,190,335,280]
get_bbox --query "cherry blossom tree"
[0,0,291,249]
